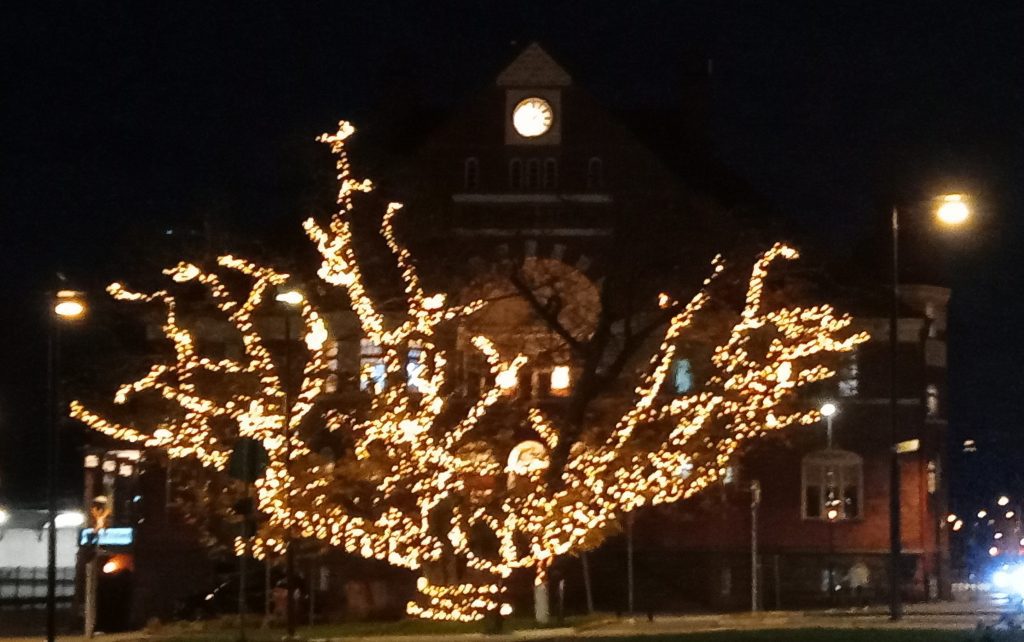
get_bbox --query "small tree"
[74,121,868,622]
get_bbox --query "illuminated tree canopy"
[73,121,868,622]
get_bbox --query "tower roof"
[496,42,572,87]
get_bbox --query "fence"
[0,567,75,610]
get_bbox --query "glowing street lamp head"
[935,193,970,226]
[54,510,85,529]
[54,290,86,319]
[820,402,837,418]
[275,289,305,306]
[999,496,1010,507]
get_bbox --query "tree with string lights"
[73,120,868,622]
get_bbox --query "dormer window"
[508,159,523,190]
[587,157,604,189]
[463,157,480,191]
[543,158,558,189]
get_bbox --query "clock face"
[512,97,554,138]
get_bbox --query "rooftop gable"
[496,42,572,87]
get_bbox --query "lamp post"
[818,402,839,601]
[275,289,303,639]
[820,402,837,450]
[48,290,86,642]
[888,194,970,620]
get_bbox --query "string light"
[72,120,868,622]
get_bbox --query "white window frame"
[801,449,864,521]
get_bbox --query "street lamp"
[820,402,837,449]
[935,194,970,226]
[275,288,303,639]
[48,289,86,642]
[888,194,970,621]
[53,510,85,529]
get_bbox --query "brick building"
[363,43,953,611]
[75,43,953,621]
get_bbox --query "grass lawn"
[155,614,600,641]
[155,625,1024,642]
[634,631,1023,642]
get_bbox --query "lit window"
[672,359,694,394]
[926,384,939,417]
[587,157,603,189]
[838,354,859,398]
[495,369,518,393]
[543,158,558,189]
[526,159,540,190]
[407,344,426,392]
[802,449,863,520]
[722,465,737,485]
[927,460,938,495]
[549,365,571,396]
[464,157,480,191]
[925,302,938,338]
[509,159,522,190]
[324,339,339,371]
[360,339,386,394]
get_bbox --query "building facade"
[75,43,953,621]
[367,43,954,611]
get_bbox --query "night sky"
[2,2,1022,506]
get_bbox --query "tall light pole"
[48,290,86,642]
[275,289,303,639]
[889,194,970,621]
[819,402,839,601]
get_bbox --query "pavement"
[0,598,1014,642]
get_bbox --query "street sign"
[228,437,269,483]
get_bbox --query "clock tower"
[498,43,570,146]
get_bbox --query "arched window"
[926,384,940,417]
[838,353,859,398]
[587,157,604,189]
[526,159,541,190]
[543,158,558,189]
[672,358,694,394]
[801,449,863,520]
[508,158,522,190]
[463,157,480,191]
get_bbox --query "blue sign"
[79,527,134,546]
